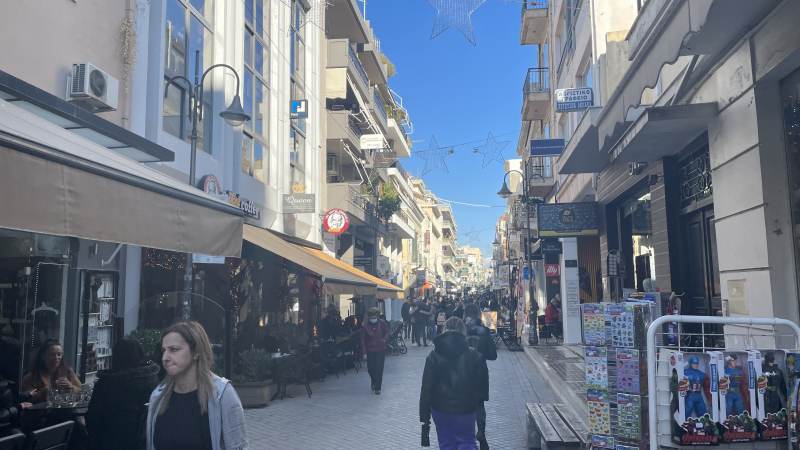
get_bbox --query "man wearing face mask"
[465,304,497,450]
[361,307,390,394]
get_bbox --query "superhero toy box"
[787,352,800,449]
[670,351,720,445]
[755,350,789,441]
[714,351,757,443]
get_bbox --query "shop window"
[163,0,214,153]
[242,0,270,182]
[618,189,655,292]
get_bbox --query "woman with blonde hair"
[146,321,248,450]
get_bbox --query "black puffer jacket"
[0,378,19,437]
[419,331,489,423]
[86,362,160,450]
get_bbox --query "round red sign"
[323,209,350,235]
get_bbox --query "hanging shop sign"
[555,87,594,112]
[322,208,350,235]
[416,269,428,285]
[282,193,315,214]
[540,238,563,254]
[290,99,308,119]
[530,138,566,157]
[226,191,261,219]
[360,134,386,150]
[537,202,599,237]
[545,263,560,277]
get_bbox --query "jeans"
[429,322,438,339]
[366,351,386,391]
[432,409,477,450]
[403,320,412,339]
[413,322,428,345]
[726,392,744,415]
[476,402,486,434]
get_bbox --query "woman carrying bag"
[146,321,248,450]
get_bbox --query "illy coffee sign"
[283,193,315,214]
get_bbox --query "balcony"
[327,183,376,225]
[387,118,411,157]
[326,109,365,150]
[389,210,415,239]
[370,87,389,132]
[522,67,550,121]
[326,0,369,44]
[526,155,556,197]
[520,0,548,45]
[327,39,371,103]
[358,26,388,86]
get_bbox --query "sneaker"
[376,389,381,395]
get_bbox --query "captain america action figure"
[685,355,709,419]
[725,355,747,415]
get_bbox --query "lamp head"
[219,94,250,127]
[497,180,513,199]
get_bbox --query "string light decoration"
[474,131,510,168]
[143,248,186,271]
[417,135,455,177]
[427,0,487,46]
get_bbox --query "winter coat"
[419,331,489,423]
[0,378,19,438]
[401,302,412,321]
[360,319,389,354]
[467,322,498,362]
[87,362,160,450]
[146,374,248,450]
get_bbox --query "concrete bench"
[526,403,588,449]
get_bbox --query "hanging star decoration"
[417,135,454,177]
[473,132,510,168]
[427,0,487,46]
[460,226,488,245]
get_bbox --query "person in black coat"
[401,299,413,340]
[465,304,497,450]
[86,338,160,450]
[420,317,488,449]
[0,376,21,438]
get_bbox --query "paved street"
[245,340,558,449]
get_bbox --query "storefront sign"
[322,208,350,235]
[537,202,599,237]
[192,253,226,264]
[545,263,560,277]
[322,232,337,254]
[354,256,372,268]
[540,238,562,254]
[530,139,565,157]
[282,193,315,213]
[360,134,386,150]
[290,99,308,119]
[416,269,427,285]
[555,87,594,112]
[226,191,261,219]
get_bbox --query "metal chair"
[26,420,73,450]
[0,433,25,450]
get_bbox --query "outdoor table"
[21,401,89,433]
[269,353,294,401]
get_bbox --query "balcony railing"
[373,89,388,125]
[348,45,370,89]
[523,67,549,95]
[522,0,548,11]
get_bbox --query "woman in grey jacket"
[146,321,248,450]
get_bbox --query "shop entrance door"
[680,205,721,317]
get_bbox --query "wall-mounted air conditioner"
[67,63,119,112]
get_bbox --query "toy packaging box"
[581,303,606,346]
[787,352,800,449]
[669,351,719,445]
[586,346,609,391]
[756,350,789,441]
[616,348,646,395]
[588,389,612,436]
[715,351,757,443]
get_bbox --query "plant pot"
[232,381,271,409]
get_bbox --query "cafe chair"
[0,432,25,450]
[26,420,73,450]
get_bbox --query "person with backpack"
[419,317,489,449]
[465,304,497,450]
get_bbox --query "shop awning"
[297,246,404,299]
[0,99,243,257]
[558,107,604,174]
[243,225,377,296]
[607,103,717,164]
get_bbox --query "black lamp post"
[164,50,250,322]
[497,167,539,344]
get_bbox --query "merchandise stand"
[646,315,800,450]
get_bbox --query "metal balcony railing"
[373,89,388,125]
[557,29,575,75]
[523,67,549,96]
[348,46,370,89]
[522,0,548,11]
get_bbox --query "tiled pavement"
[523,343,587,428]
[245,340,558,449]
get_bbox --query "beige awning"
[0,99,243,257]
[243,225,377,296]
[297,246,404,299]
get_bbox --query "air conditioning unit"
[67,63,119,112]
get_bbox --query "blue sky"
[364,0,535,257]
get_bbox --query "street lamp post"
[164,50,250,321]
[497,164,540,345]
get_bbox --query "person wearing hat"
[361,307,390,394]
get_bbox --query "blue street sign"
[530,138,565,156]
[290,99,308,119]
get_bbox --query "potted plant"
[232,348,272,408]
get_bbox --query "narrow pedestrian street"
[246,343,557,449]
